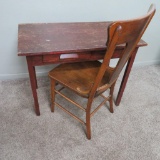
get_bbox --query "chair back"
[90,4,156,97]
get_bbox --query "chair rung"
[100,94,110,99]
[55,90,86,112]
[57,86,65,92]
[90,96,110,117]
[54,102,86,125]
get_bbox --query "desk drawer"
[43,52,91,63]
[43,55,59,63]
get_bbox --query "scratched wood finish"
[18,22,147,56]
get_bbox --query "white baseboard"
[0,60,160,80]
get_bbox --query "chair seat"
[49,61,110,98]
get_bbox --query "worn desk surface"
[18,22,146,55]
[18,22,147,116]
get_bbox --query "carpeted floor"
[0,65,160,160]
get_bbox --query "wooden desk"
[18,22,147,116]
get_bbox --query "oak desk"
[18,22,147,116]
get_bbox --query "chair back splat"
[93,4,156,97]
[49,4,155,139]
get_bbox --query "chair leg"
[109,82,116,113]
[86,113,91,139]
[50,79,56,112]
[86,98,93,140]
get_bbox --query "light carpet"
[0,65,160,160]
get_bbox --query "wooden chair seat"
[49,61,111,98]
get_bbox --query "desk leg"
[26,56,40,116]
[115,48,138,106]
[33,66,38,89]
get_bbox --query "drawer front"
[43,55,59,63]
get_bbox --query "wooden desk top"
[18,22,147,56]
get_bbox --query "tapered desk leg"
[33,65,38,89]
[26,56,40,116]
[115,48,138,106]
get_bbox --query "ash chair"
[49,4,155,139]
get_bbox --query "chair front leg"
[86,97,94,140]
[86,112,91,139]
[109,82,116,113]
[50,79,56,112]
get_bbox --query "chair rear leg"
[50,79,56,112]
[109,82,116,113]
[86,98,93,140]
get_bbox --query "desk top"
[18,22,147,56]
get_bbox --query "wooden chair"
[49,4,155,139]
